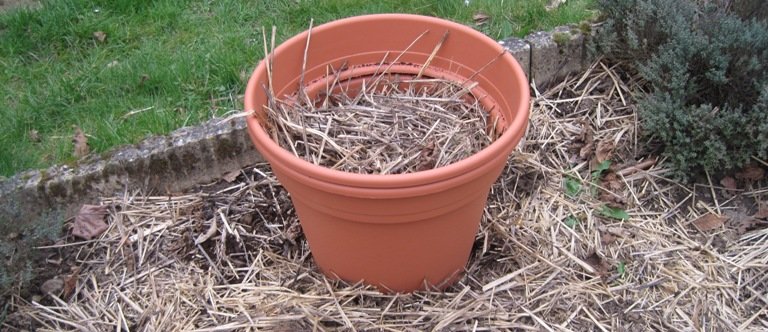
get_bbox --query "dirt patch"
[0,0,39,13]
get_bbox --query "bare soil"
[0,0,39,13]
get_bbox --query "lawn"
[0,0,596,176]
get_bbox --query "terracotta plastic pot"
[244,14,529,292]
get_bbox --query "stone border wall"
[0,25,589,230]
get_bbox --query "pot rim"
[244,13,529,189]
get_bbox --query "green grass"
[0,0,596,176]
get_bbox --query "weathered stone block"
[526,25,586,89]
[498,37,531,79]
[0,116,263,232]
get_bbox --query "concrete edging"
[0,117,261,227]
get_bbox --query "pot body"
[244,14,530,292]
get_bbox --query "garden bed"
[4,62,767,331]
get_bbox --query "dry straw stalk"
[6,61,767,331]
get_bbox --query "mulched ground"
[4,61,767,331]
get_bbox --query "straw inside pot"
[262,28,501,175]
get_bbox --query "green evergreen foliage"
[595,0,768,179]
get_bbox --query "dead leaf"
[40,277,64,295]
[283,221,303,245]
[473,12,490,26]
[72,204,109,240]
[735,164,765,182]
[72,126,89,158]
[139,74,150,86]
[732,214,768,235]
[93,31,107,43]
[240,213,254,225]
[194,220,218,245]
[616,157,657,176]
[739,218,767,234]
[415,141,437,172]
[601,232,617,245]
[577,122,595,159]
[222,170,240,183]
[584,252,610,278]
[595,140,615,164]
[546,0,567,11]
[692,213,728,231]
[599,191,626,208]
[599,226,631,238]
[753,204,768,220]
[599,172,626,208]
[720,176,737,191]
[601,172,622,191]
[62,267,79,299]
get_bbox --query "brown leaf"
[240,213,254,225]
[692,213,728,232]
[40,277,64,295]
[72,204,109,240]
[577,122,595,159]
[599,172,626,207]
[731,211,768,235]
[283,221,303,245]
[616,157,658,176]
[72,126,89,158]
[739,218,766,235]
[546,0,566,11]
[601,232,617,245]
[222,170,240,183]
[599,226,631,238]
[720,176,737,191]
[735,164,765,182]
[602,172,622,191]
[753,204,768,220]
[599,191,626,208]
[122,246,136,273]
[473,12,490,25]
[62,267,79,299]
[584,252,610,278]
[93,31,107,43]
[415,141,437,172]
[595,139,615,164]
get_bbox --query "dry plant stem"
[298,20,314,158]
[366,30,430,93]
[417,31,450,79]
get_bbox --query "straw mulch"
[266,76,495,174]
[264,28,497,175]
[5,61,767,331]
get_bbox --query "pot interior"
[272,62,507,138]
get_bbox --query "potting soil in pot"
[265,75,499,175]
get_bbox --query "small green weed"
[599,205,629,220]
[563,214,580,228]
[616,261,626,278]
[563,176,582,198]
